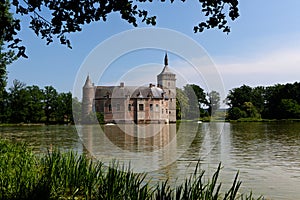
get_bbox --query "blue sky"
[7,0,300,101]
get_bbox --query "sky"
[7,0,300,102]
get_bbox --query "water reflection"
[228,122,300,199]
[78,123,189,173]
[0,125,82,154]
[1,122,300,199]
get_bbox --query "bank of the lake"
[0,139,261,200]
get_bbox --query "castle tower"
[157,53,176,122]
[82,75,95,122]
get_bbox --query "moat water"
[1,122,300,199]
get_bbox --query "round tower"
[157,53,176,122]
[82,75,95,122]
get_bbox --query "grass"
[0,139,264,200]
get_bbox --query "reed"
[0,139,264,200]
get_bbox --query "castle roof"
[158,52,175,76]
[94,85,167,99]
[83,75,93,88]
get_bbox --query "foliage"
[0,140,41,199]
[43,86,58,123]
[72,97,82,123]
[54,92,73,123]
[7,79,28,123]
[96,112,105,124]
[183,84,208,119]
[26,85,45,122]
[207,90,221,116]
[0,79,75,124]
[227,107,246,120]
[176,88,189,120]
[0,0,25,58]
[1,0,239,59]
[176,85,221,120]
[278,99,300,119]
[0,139,263,200]
[226,82,300,120]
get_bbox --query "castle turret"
[157,53,176,122]
[82,75,95,122]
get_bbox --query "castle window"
[166,109,168,114]
[162,109,164,114]
[128,104,131,111]
[150,104,153,111]
[156,104,159,112]
[116,103,120,111]
[139,104,144,111]
[108,104,112,112]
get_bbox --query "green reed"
[0,139,264,200]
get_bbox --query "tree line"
[226,82,300,120]
[176,84,221,120]
[1,80,299,124]
[0,79,80,124]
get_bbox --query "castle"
[82,53,176,124]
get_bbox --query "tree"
[183,84,207,119]
[251,86,265,114]
[226,85,252,108]
[242,101,260,119]
[72,97,81,123]
[1,1,19,121]
[2,0,239,59]
[43,86,58,123]
[207,90,220,116]
[227,107,246,120]
[26,85,44,122]
[55,92,73,123]
[8,79,29,123]
[190,84,208,106]
[279,99,300,119]
[176,87,189,120]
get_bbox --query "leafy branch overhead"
[2,0,239,58]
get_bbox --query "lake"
[1,122,299,199]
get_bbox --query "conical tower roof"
[83,75,93,88]
[158,53,175,75]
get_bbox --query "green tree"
[55,92,73,123]
[2,0,239,59]
[183,84,207,119]
[242,102,261,119]
[279,99,300,119]
[251,86,265,114]
[176,87,189,120]
[0,1,18,122]
[207,90,220,116]
[43,86,58,123]
[227,107,246,120]
[190,84,208,106]
[8,79,29,123]
[263,83,300,119]
[226,85,252,108]
[72,97,81,123]
[26,85,45,122]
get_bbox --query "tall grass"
[0,139,264,200]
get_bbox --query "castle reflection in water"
[77,123,180,172]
